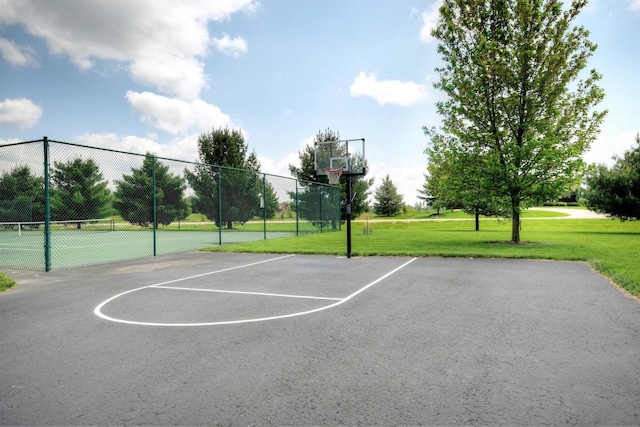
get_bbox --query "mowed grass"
[202,218,640,298]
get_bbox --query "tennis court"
[0,221,296,270]
[1,252,639,425]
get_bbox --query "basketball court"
[1,251,639,425]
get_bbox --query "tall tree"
[373,175,404,217]
[425,140,509,230]
[428,0,607,242]
[185,127,262,228]
[0,165,45,222]
[289,128,373,222]
[114,154,188,227]
[583,133,640,220]
[50,157,113,225]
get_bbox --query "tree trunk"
[475,209,480,231]
[511,209,520,243]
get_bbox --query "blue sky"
[1,0,639,205]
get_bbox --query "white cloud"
[0,0,257,99]
[259,135,315,178]
[420,0,443,44]
[630,0,640,11]
[0,38,38,66]
[126,91,234,135]
[350,72,428,107]
[129,55,206,101]
[211,35,248,57]
[583,130,638,167]
[0,98,42,129]
[368,163,425,207]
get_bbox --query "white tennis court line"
[94,255,418,327]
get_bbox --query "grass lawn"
[0,271,16,293]
[202,217,640,298]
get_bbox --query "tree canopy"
[583,133,640,220]
[114,154,187,227]
[0,165,45,222]
[185,127,263,228]
[50,157,113,224]
[427,0,607,242]
[373,175,404,217]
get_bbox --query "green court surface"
[0,227,295,270]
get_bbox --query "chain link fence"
[0,138,340,271]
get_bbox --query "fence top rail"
[2,138,341,189]
[0,139,45,148]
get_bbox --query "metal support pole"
[152,155,157,256]
[346,174,352,258]
[43,137,51,271]
[295,181,299,236]
[263,174,267,240]
[218,166,222,246]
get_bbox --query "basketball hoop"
[325,167,343,185]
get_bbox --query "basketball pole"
[346,174,352,258]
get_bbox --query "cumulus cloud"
[583,130,639,167]
[259,136,315,178]
[349,72,428,107]
[125,91,234,136]
[0,38,38,66]
[211,35,248,57]
[630,0,640,11]
[0,0,257,99]
[0,98,42,128]
[420,0,443,44]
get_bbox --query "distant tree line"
[0,128,343,229]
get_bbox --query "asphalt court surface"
[1,252,639,425]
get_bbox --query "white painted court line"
[94,256,418,327]
[153,285,343,301]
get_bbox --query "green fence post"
[218,165,222,246]
[295,181,299,236]
[319,189,323,233]
[263,174,267,240]
[43,137,51,271]
[152,155,157,256]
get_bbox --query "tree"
[425,140,509,230]
[114,154,188,227]
[185,127,261,228]
[373,175,404,217]
[428,0,607,243]
[583,133,640,220]
[289,128,373,223]
[0,165,45,222]
[50,157,113,225]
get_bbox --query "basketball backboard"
[314,138,366,177]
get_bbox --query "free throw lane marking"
[153,286,343,301]
[94,256,417,327]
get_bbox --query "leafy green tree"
[0,165,45,221]
[50,157,113,225]
[185,127,261,228]
[425,140,509,230]
[583,133,640,220]
[428,0,607,243]
[289,128,373,224]
[114,154,188,227]
[373,175,404,217]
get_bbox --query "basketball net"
[325,167,343,185]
